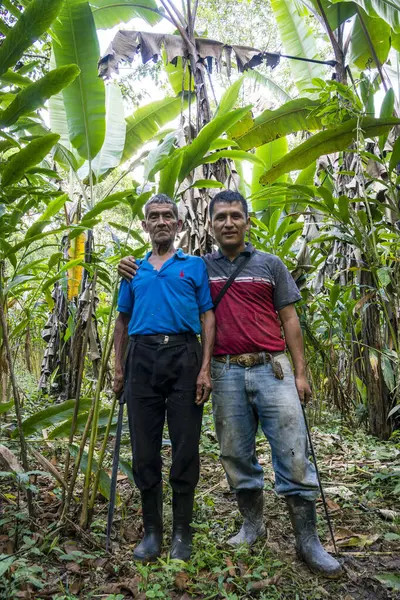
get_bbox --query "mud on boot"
[133,483,163,562]
[286,495,342,578]
[228,489,265,546]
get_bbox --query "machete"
[301,404,338,556]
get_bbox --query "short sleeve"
[196,260,214,314]
[271,257,301,311]
[117,279,134,315]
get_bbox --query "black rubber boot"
[170,491,194,561]
[286,495,342,578]
[133,483,163,562]
[228,489,265,546]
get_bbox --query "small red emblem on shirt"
[180,270,184,278]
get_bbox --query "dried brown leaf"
[175,571,189,591]
[225,557,236,578]
[30,447,67,489]
[102,578,139,596]
[0,444,23,473]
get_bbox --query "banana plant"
[0,0,87,518]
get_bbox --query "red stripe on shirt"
[210,279,285,355]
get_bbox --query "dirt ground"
[1,409,400,599]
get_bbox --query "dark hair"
[144,193,179,219]
[209,190,248,219]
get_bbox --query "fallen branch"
[247,572,282,592]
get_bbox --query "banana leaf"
[233,98,322,150]
[15,398,92,438]
[0,65,80,128]
[2,133,60,187]
[122,95,185,163]
[90,0,161,29]
[349,9,391,69]
[52,0,106,160]
[270,0,326,94]
[260,117,400,184]
[78,82,126,180]
[331,0,400,32]
[0,0,64,77]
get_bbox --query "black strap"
[213,253,252,310]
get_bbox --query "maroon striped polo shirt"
[203,243,301,356]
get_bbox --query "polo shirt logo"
[180,270,184,278]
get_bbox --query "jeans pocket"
[211,359,227,381]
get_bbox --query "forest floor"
[1,408,400,600]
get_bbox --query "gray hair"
[144,193,179,219]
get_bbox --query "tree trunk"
[361,270,392,439]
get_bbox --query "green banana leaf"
[178,106,252,182]
[190,179,225,189]
[349,8,391,69]
[2,133,60,187]
[0,70,31,87]
[79,82,126,180]
[143,131,177,181]
[251,138,289,212]
[164,55,194,95]
[199,149,265,167]
[48,408,114,440]
[270,0,326,94]
[52,0,106,160]
[233,98,321,151]
[158,151,183,198]
[379,88,395,150]
[0,65,80,128]
[310,0,357,30]
[122,95,184,163]
[81,190,137,224]
[0,400,13,415]
[0,0,64,77]
[25,194,68,238]
[90,0,161,29]
[260,117,400,184]
[216,77,244,117]
[14,398,92,437]
[244,70,292,104]
[48,55,83,171]
[331,0,400,32]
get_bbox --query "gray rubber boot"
[286,495,342,578]
[133,483,163,562]
[227,489,265,546]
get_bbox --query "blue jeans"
[211,353,319,500]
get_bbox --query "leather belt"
[131,333,196,345]
[214,352,285,379]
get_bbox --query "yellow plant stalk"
[67,232,85,300]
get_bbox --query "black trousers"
[124,334,203,493]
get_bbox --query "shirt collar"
[144,248,188,261]
[216,242,255,260]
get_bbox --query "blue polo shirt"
[117,249,214,335]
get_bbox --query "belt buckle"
[238,354,255,368]
[163,335,169,344]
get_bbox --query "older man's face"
[142,203,182,246]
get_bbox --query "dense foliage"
[0,0,399,596]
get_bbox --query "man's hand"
[195,368,212,405]
[295,374,312,405]
[118,256,138,281]
[113,369,124,397]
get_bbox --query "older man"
[118,191,341,578]
[114,193,215,562]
